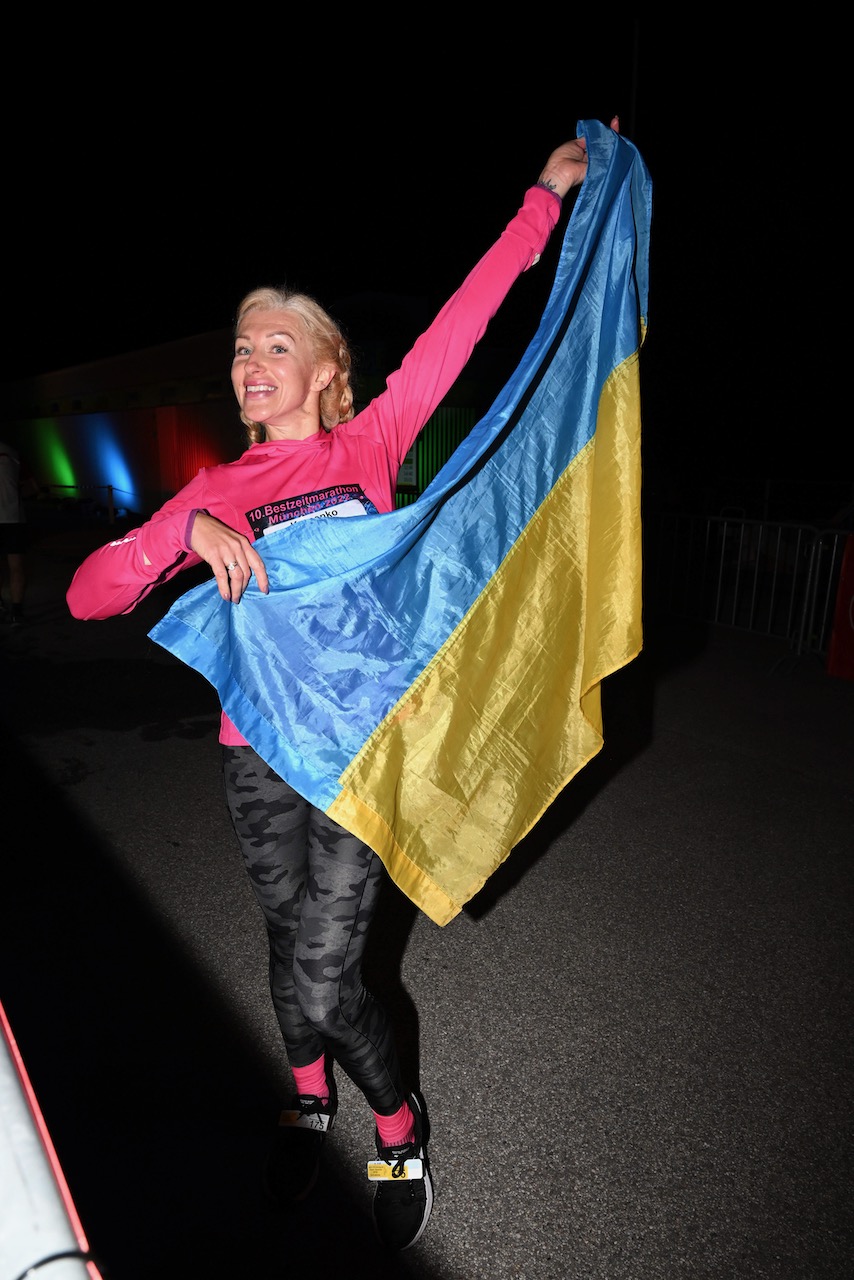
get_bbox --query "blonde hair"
[234,287,355,442]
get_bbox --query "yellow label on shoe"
[366,1158,423,1181]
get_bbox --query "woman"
[67,122,615,1252]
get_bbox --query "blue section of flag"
[148,120,652,810]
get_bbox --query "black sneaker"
[263,1067,338,1205]
[369,1092,433,1250]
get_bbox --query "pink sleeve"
[67,487,207,620]
[362,185,562,465]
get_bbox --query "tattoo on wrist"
[535,178,559,194]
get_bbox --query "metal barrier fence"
[646,513,852,661]
[45,484,117,523]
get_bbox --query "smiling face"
[231,308,333,440]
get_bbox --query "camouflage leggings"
[222,745,405,1114]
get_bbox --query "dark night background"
[4,22,845,509]
[2,27,852,1280]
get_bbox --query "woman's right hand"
[189,511,269,603]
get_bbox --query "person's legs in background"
[0,524,28,624]
[6,550,26,622]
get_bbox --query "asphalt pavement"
[1,522,852,1280]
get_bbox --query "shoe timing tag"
[367,1158,424,1181]
[278,1109,333,1132]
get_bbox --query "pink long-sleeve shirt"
[67,185,561,745]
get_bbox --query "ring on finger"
[226,560,240,572]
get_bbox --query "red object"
[827,533,854,680]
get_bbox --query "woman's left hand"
[536,116,620,198]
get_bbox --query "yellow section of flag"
[330,353,643,925]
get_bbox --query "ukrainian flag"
[149,119,652,926]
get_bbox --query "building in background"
[1,293,515,529]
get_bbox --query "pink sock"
[292,1055,329,1103]
[374,1098,415,1148]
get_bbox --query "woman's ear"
[315,365,334,391]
